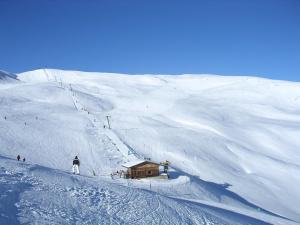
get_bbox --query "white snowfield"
[0,69,300,225]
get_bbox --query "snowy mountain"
[0,70,18,82]
[1,69,300,224]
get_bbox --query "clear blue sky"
[0,0,299,81]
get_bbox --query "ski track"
[0,156,281,225]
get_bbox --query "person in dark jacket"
[72,156,80,174]
[17,155,20,161]
[23,157,26,162]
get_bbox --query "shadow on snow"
[168,169,294,222]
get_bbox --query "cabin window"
[147,170,152,175]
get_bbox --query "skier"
[17,155,20,161]
[72,156,80,175]
[23,157,26,162]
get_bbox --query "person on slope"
[17,155,20,161]
[72,156,80,175]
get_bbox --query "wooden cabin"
[122,160,160,179]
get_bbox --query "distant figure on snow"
[17,155,20,161]
[23,157,26,162]
[72,156,80,175]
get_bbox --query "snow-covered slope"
[0,70,18,82]
[2,155,286,225]
[1,68,300,224]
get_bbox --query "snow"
[1,68,300,224]
[3,155,287,225]
[122,160,149,168]
[0,70,17,81]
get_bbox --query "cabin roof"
[122,160,159,168]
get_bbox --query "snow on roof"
[122,159,159,168]
[122,160,146,168]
